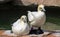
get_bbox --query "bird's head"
[20,15,27,23]
[37,4,46,12]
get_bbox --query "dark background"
[0,2,60,30]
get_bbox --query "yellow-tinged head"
[20,15,27,23]
[37,4,45,12]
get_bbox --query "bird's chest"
[18,23,27,28]
[13,22,26,29]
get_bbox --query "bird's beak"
[42,8,46,12]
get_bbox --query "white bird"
[12,15,31,35]
[28,4,46,34]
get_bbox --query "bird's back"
[28,11,46,27]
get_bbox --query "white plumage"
[12,15,30,35]
[28,4,46,27]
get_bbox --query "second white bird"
[12,15,30,35]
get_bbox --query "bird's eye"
[39,8,42,9]
[22,18,24,20]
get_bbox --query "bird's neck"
[20,20,24,25]
[38,10,42,12]
[37,9,42,12]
